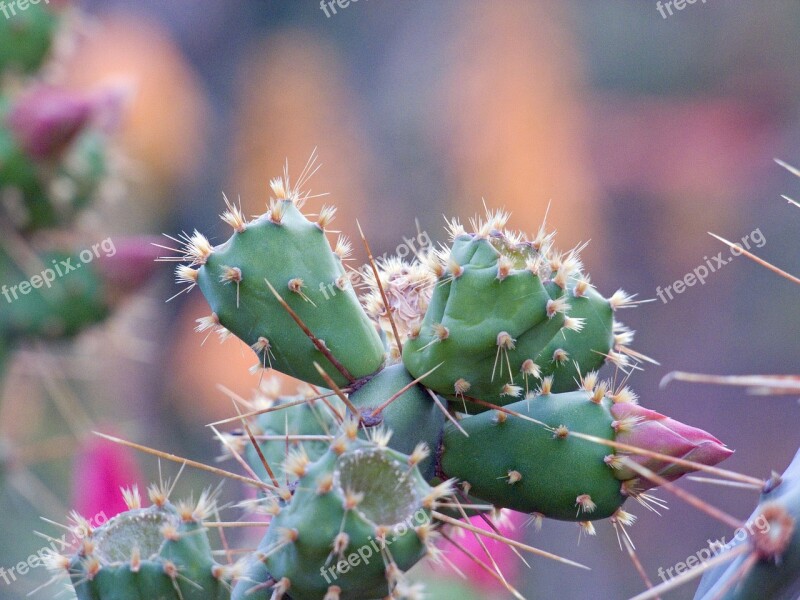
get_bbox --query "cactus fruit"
[191,179,385,388]
[233,429,441,600]
[0,0,58,75]
[51,487,237,600]
[439,387,733,520]
[0,87,117,233]
[694,448,800,600]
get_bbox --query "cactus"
[192,178,385,388]
[0,6,158,388]
[439,387,732,520]
[233,428,441,600]
[0,238,160,343]
[237,386,341,485]
[49,486,237,600]
[49,161,745,600]
[535,278,620,393]
[348,363,444,482]
[635,174,800,600]
[401,213,637,408]
[0,246,109,340]
[693,449,800,600]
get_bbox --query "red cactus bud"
[6,85,127,160]
[610,402,733,491]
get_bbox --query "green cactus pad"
[348,363,445,481]
[233,436,435,600]
[0,1,58,74]
[535,279,615,392]
[403,232,567,409]
[440,391,625,520]
[66,498,233,600]
[0,247,110,340]
[195,198,385,388]
[245,392,339,485]
[695,448,800,600]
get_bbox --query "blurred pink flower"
[438,510,524,592]
[72,434,144,519]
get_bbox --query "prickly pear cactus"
[535,277,623,392]
[439,384,732,520]
[0,246,109,340]
[85,161,738,600]
[49,487,237,600]
[0,5,159,377]
[233,427,442,600]
[694,448,800,600]
[401,214,637,408]
[348,363,444,482]
[238,386,341,485]
[189,178,385,388]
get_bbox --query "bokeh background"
[1,1,799,598]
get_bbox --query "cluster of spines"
[400,205,644,406]
[233,418,453,600]
[45,484,241,599]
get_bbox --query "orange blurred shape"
[60,13,209,195]
[167,294,301,424]
[228,30,377,249]
[431,0,600,256]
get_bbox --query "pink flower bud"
[6,85,127,160]
[610,402,733,491]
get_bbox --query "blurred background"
[1,1,799,598]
